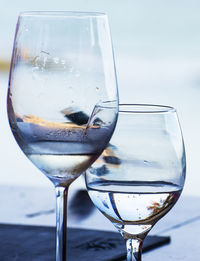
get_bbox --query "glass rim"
[119,104,176,114]
[19,11,107,18]
[95,100,118,109]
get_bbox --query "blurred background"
[0,0,200,196]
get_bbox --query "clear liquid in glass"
[87,181,182,235]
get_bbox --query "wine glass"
[85,104,186,261]
[7,12,118,261]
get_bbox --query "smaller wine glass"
[85,104,186,261]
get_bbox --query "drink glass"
[85,104,186,261]
[7,11,118,260]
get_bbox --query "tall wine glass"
[85,104,186,261]
[7,12,118,261]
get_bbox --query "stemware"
[7,11,118,260]
[85,104,186,261]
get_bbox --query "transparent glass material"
[7,12,118,261]
[85,104,186,261]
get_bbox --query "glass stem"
[55,186,68,261]
[126,238,143,261]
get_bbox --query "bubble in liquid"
[143,160,149,165]
[32,51,51,71]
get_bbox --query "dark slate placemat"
[0,224,170,261]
